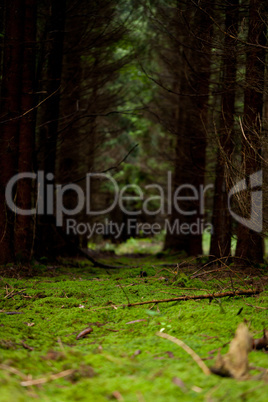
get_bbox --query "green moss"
[0,257,267,401]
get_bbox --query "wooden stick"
[87,289,261,311]
[0,364,27,380]
[125,289,261,307]
[156,332,211,376]
[245,303,268,310]
[21,369,74,387]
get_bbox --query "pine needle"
[156,332,211,376]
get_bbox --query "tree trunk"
[56,3,88,250]
[0,0,24,263]
[235,0,266,263]
[164,54,193,254]
[35,0,66,258]
[14,0,37,261]
[43,0,66,176]
[164,0,214,255]
[210,0,239,259]
[0,0,4,83]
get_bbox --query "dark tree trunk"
[43,0,66,176]
[210,0,239,259]
[235,0,266,263]
[164,56,194,254]
[0,0,24,263]
[0,0,4,84]
[14,0,37,261]
[55,3,86,250]
[35,0,66,258]
[164,0,214,255]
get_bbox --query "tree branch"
[73,143,139,184]
[125,289,261,307]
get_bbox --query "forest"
[0,0,268,401]
[0,0,267,264]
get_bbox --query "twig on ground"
[245,303,268,310]
[21,369,75,387]
[0,311,24,315]
[125,289,261,307]
[89,289,261,310]
[21,341,34,351]
[190,255,223,277]
[4,289,26,298]
[116,279,130,305]
[156,332,211,376]
[0,364,27,380]
[191,268,226,278]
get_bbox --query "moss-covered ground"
[0,252,267,401]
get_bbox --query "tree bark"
[235,0,266,263]
[164,0,214,255]
[0,0,24,263]
[210,0,239,259]
[14,0,37,261]
[35,0,66,258]
[0,0,4,82]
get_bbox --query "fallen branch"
[125,289,261,307]
[156,332,211,376]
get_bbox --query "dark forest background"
[0,0,267,266]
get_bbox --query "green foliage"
[116,237,163,255]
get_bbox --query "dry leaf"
[252,330,268,351]
[211,323,252,379]
[131,349,142,358]
[42,350,65,361]
[192,386,202,393]
[166,351,174,358]
[112,391,124,400]
[106,328,119,332]
[76,327,93,340]
[172,376,186,391]
[126,319,146,324]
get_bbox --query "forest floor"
[0,245,268,401]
